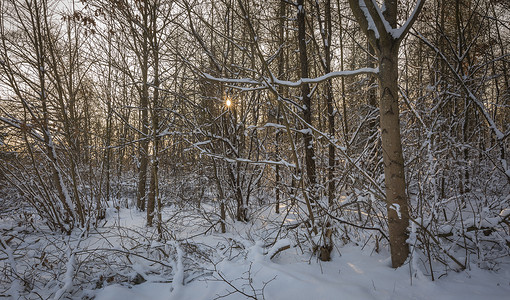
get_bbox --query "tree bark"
[275,0,286,214]
[297,0,317,202]
[137,1,150,212]
[379,44,410,268]
[324,0,335,207]
[348,0,424,268]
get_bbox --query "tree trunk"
[297,0,317,202]
[324,0,335,207]
[379,45,410,268]
[137,1,150,212]
[348,0,424,268]
[275,0,286,214]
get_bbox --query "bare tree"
[348,0,425,267]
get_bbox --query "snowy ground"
[92,207,510,300]
[95,244,510,300]
[1,202,509,300]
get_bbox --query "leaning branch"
[394,0,425,42]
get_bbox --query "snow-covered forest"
[0,0,509,299]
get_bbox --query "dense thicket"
[1,0,508,278]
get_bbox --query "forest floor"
[1,201,510,300]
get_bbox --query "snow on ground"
[92,206,510,300]
[1,199,508,300]
[95,243,510,300]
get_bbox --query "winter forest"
[0,0,509,299]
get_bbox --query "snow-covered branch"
[350,0,425,44]
[271,68,379,87]
[201,68,378,90]
[393,0,425,41]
